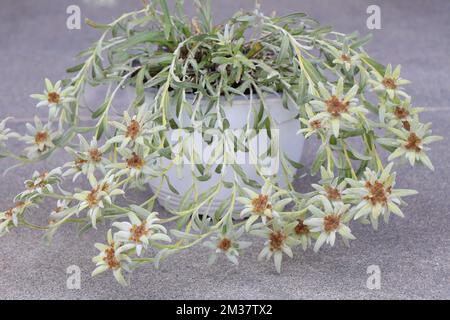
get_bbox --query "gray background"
[0,0,449,300]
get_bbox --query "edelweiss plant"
[0,1,441,285]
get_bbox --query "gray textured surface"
[0,0,449,300]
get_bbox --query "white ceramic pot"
[148,95,305,213]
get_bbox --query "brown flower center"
[55,206,63,213]
[323,214,340,233]
[394,106,409,119]
[75,157,88,168]
[310,120,322,130]
[101,183,110,193]
[404,132,422,152]
[40,172,48,180]
[269,231,286,251]
[364,181,390,205]
[325,186,341,201]
[15,202,25,209]
[217,237,232,251]
[29,181,46,190]
[382,78,397,89]
[28,172,49,189]
[104,246,120,269]
[402,121,411,131]
[251,194,272,215]
[127,152,145,169]
[86,186,100,208]
[1,202,24,221]
[326,95,349,117]
[34,131,48,145]
[47,92,61,104]
[341,54,351,62]
[294,220,309,236]
[5,208,13,219]
[129,223,149,243]
[89,148,102,163]
[126,120,141,140]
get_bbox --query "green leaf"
[165,176,180,195]
[264,118,272,139]
[135,65,147,99]
[277,36,290,64]
[113,31,168,51]
[77,221,93,237]
[66,63,85,73]
[74,126,94,133]
[361,55,386,75]
[214,164,223,174]
[194,0,213,32]
[53,129,76,147]
[350,34,373,49]
[197,175,212,182]
[85,18,109,29]
[301,57,326,83]
[347,145,371,161]
[159,0,173,40]
[243,179,261,189]
[311,145,326,176]
[91,101,109,119]
[170,229,199,240]
[95,115,108,140]
[285,155,304,169]
[159,147,172,159]
[246,42,263,58]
